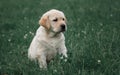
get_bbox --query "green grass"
[0,0,120,75]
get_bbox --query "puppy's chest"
[47,38,61,48]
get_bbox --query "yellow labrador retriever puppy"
[28,9,68,69]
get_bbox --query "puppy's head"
[39,9,67,33]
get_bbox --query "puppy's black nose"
[61,24,66,31]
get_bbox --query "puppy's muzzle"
[61,24,66,32]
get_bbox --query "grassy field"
[0,0,120,75]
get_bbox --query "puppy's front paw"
[60,54,68,62]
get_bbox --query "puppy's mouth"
[61,29,66,32]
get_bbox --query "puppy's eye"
[62,18,65,21]
[53,18,58,22]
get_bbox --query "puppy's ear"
[39,15,50,30]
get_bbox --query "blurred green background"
[0,0,120,75]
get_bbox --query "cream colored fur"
[28,9,67,69]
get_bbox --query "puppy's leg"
[37,55,47,69]
[57,44,68,58]
[61,46,68,58]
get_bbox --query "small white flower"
[110,14,113,17]
[97,60,101,63]
[24,17,27,20]
[54,69,57,72]
[99,23,103,26]
[78,33,80,36]
[27,26,29,28]
[29,31,34,36]
[60,56,63,59]
[92,28,94,31]
[64,59,67,62]
[84,36,86,39]
[24,34,28,39]
[8,39,11,42]
[81,30,86,34]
